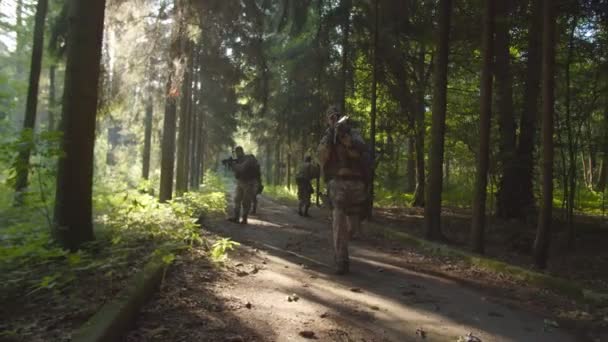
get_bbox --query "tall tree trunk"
[412,47,427,208]
[564,17,577,249]
[534,0,556,269]
[53,0,106,250]
[424,0,452,241]
[142,98,153,180]
[274,143,281,185]
[412,96,425,207]
[13,0,49,202]
[15,0,25,80]
[598,107,608,192]
[514,0,542,219]
[470,0,495,254]
[368,0,378,218]
[287,125,292,190]
[406,136,416,192]
[339,0,351,113]
[159,21,181,202]
[494,0,518,219]
[265,143,272,185]
[48,64,56,130]
[175,44,193,196]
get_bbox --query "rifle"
[333,115,350,144]
[221,157,237,169]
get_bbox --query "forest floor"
[126,194,607,342]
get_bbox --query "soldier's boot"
[298,203,303,216]
[240,215,248,225]
[228,208,240,223]
[304,204,311,217]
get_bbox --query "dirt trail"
[128,194,580,342]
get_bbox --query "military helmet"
[326,105,341,118]
[234,146,244,153]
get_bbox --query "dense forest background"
[3,0,608,340]
[1,0,608,275]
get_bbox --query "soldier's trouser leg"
[332,207,350,274]
[233,184,244,220]
[240,182,255,222]
[252,195,257,214]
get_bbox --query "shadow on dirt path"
[126,190,583,342]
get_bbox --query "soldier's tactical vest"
[325,143,371,183]
[235,155,260,181]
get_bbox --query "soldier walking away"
[295,156,320,217]
[227,146,261,224]
[318,105,371,275]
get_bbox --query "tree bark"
[48,64,57,130]
[598,107,608,192]
[470,0,495,254]
[534,0,556,269]
[514,0,542,220]
[564,17,577,249]
[411,46,427,208]
[494,0,518,219]
[175,44,193,196]
[142,98,153,180]
[424,0,452,241]
[53,0,106,250]
[159,20,181,202]
[13,0,49,201]
[339,0,352,113]
[368,0,378,218]
[406,136,416,192]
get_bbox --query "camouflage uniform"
[295,159,320,216]
[318,109,371,274]
[230,149,261,224]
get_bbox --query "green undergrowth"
[374,224,608,304]
[263,184,299,205]
[0,170,228,303]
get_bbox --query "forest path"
[127,193,579,342]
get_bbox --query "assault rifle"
[333,115,350,144]
[221,156,238,169]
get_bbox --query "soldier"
[227,146,261,224]
[295,156,320,217]
[318,105,371,275]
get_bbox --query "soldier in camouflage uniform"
[228,146,261,224]
[295,156,320,217]
[318,105,371,275]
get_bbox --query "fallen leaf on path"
[299,330,317,339]
[245,302,252,309]
[415,328,426,339]
[544,319,559,328]
[320,312,329,318]
[457,332,482,342]
[370,305,380,311]
[235,263,244,267]
[350,288,363,293]
[144,326,168,337]
[287,294,300,302]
